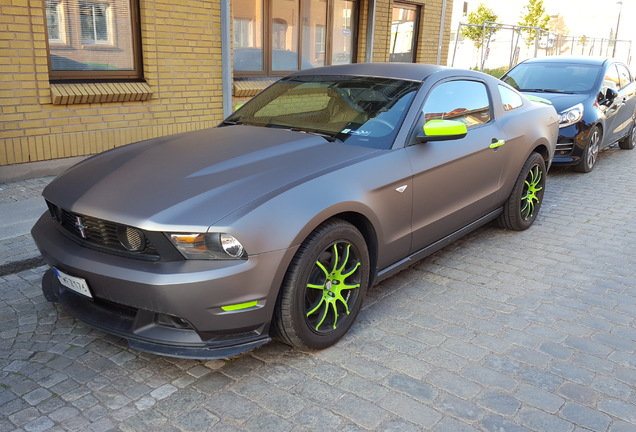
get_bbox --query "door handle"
[489,139,506,149]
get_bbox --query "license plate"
[53,268,93,298]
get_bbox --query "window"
[423,80,491,128]
[389,3,419,63]
[227,76,420,149]
[616,64,632,89]
[233,0,358,76]
[601,64,620,94]
[45,0,143,80]
[498,85,523,111]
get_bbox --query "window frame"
[233,0,359,78]
[45,0,144,82]
[389,2,420,63]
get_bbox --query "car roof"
[289,62,473,82]
[519,56,613,66]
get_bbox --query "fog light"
[117,226,145,251]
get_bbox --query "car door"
[406,78,509,252]
[599,63,624,144]
[612,63,636,140]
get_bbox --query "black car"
[502,57,636,172]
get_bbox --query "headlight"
[168,233,247,260]
[558,103,583,128]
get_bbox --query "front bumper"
[32,214,296,359]
[551,124,590,165]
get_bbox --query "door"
[612,63,636,140]
[407,79,508,252]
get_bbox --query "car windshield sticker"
[342,128,371,136]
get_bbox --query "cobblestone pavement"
[1,147,636,432]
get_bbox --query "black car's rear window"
[502,62,602,94]
[225,75,421,149]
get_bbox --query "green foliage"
[471,66,509,78]
[518,0,550,46]
[461,4,500,49]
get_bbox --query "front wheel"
[574,126,601,172]
[618,121,636,150]
[273,219,370,350]
[497,152,546,231]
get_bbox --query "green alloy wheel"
[497,152,546,231]
[274,219,370,350]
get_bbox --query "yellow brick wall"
[0,0,224,166]
[1,0,453,167]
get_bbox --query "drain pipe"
[365,0,376,63]
[436,0,448,64]
[221,0,232,118]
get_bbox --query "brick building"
[0,0,453,177]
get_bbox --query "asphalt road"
[1,145,635,431]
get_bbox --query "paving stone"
[1,151,636,431]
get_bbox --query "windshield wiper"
[519,88,573,94]
[220,119,242,126]
[288,128,339,142]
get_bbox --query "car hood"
[43,125,379,232]
[521,91,594,113]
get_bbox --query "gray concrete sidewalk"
[0,177,53,275]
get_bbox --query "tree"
[461,4,500,49]
[518,0,550,46]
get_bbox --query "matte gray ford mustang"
[32,63,558,358]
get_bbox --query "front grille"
[47,201,161,260]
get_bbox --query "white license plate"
[53,268,93,298]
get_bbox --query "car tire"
[273,219,370,350]
[618,121,636,150]
[574,126,601,172]
[497,152,546,231]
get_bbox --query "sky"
[455,0,635,64]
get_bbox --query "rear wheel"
[618,121,636,150]
[497,152,546,231]
[574,126,601,172]
[273,219,370,350]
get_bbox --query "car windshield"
[224,75,421,149]
[502,62,602,94]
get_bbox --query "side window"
[498,85,523,111]
[422,80,491,128]
[616,64,632,89]
[601,65,620,94]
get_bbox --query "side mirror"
[601,88,618,106]
[417,119,468,143]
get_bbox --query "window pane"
[80,2,109,43]
[390,4,418,63]
[46,0,61,41]
[302,0,327,69]
[616,64,631,89]
[331,0,355,65]
[423,81,491,128]
[227,76,421,149]
[46,0,135,72]
[233,0,264,71]
[272,0,299,71]
[498,85,523,111]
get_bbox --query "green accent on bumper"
[525,95,552,105]
[306,243,361,330]
[221,301,258,311]
[423,119,468,137]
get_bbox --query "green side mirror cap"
[418,119,468,142]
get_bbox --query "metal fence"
[449,22,632,74]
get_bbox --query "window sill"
[233,78,278,98]
[50,82,153,105]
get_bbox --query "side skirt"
[375,207,503,284]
